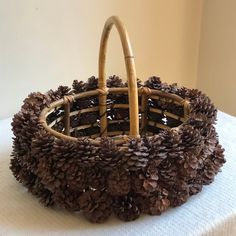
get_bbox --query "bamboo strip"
[45,106,62,118]
[149,108,185,122]
[147,121,170,130]
[63,103,70,136]
[141,94,148,133]
[150,95,182,106]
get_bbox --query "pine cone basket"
[10,16,225,223]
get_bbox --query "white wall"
[0,0,202,118]
[197,0,236,116]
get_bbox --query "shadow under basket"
[10,16,225,223]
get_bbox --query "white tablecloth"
[0,111,236,236]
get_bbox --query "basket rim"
[39,86,190,146]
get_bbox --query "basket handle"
[98,16,139,138]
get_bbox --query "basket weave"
[10,16,225,223]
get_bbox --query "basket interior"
[45,90,186,139]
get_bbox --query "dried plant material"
[10,76,225,223]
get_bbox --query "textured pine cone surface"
[10,75,225,223]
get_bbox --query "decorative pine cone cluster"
[10,75,225,223]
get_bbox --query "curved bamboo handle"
[98,16,139,138]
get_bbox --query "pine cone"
[107,75,124,87]
[177,152,199,179]
[188,178,203,196]
[145,76,162,90]
[180,124,203,150]
[72,80,86,93]
[175,86,190,98]
[52,188,81,211]
[22,92,51,114]
[158,159,179,186]
[123,138,149,170]
[31,130,55,159]
[37,138,97,192]
[10,156,37,188]
[201,143,225,185]
[30,178,54,207]
[107,168,130,196]
[186,114,213,137]
[79,190,112,223]
[132,164,159,196]
[190,95,216,121]
[200,127,218,162]
[148,188,170,215]
[47,86,72,101]
[149,129,182,165]
[12,111,40,151]
[98,138,122,170]
[86,166,107,190]
[168,180,189,207]
[145,76,172,92]
[113,194,141,221]
[85,76,98,90]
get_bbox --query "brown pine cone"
[123,138,149,170]
[10,156,36,188]
[131,165,159,196]
[148,188,170,215]
[86,166,107,190]
[30,178,54,207]
[168,180,189,207]
[107,75,124,87]
[201,143,225,185]
[37,138,97,192]
[72,80,86,93]
[113,194,141,221]
[178,152,199,179]
[31,130,55,158]
[149,129,182,165]
[179,88,217,122]
[200,127,218,163]
[212,144,225,167]
[52,188,81,211]
[98,138,122,170]
[145,76,172,92]
[22,92,51,114]
[12,111,40,142]
[180,124,203,151]
[79,190,112,223]
[47,86,72,101]
[85,76,98,90]
[188,178,203,196]
[186,114,213,137]
[158,159,179,186]
[145,76,162,90]
[107,168,130,196]
[190,96,216,121]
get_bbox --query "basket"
[10,16,225,223]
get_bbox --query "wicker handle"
[98,16,139,138]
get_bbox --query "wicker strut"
[10,16,225,223]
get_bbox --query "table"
[0,111,236,236]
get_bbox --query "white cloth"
[0,111,236,236]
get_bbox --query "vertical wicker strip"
[141,93,148,133]
[98,16,140,138]
[64,102,70,136]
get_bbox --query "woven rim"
[39,86,190,145]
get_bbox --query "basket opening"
[45,89,188,141]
